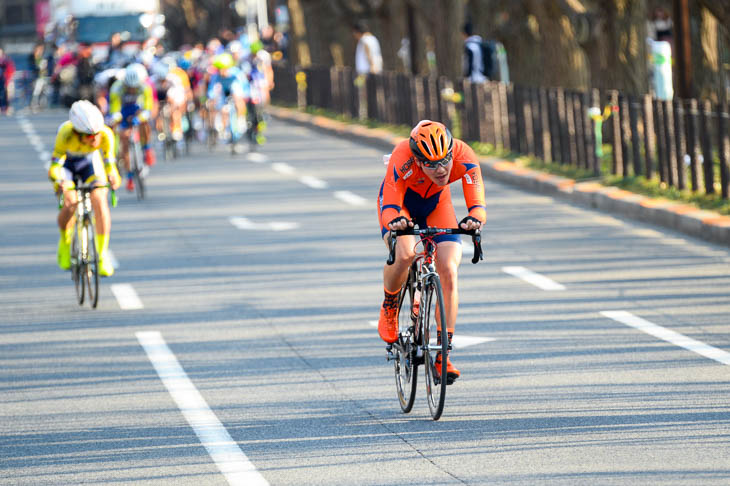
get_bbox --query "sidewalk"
[269,105,730,246]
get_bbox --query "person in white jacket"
[352,20,382,75]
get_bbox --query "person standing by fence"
[352,20,382,75]
[462,22,489,83]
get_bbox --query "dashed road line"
[502,266,566,291]
[334,190,368,206]
[137,331,270,486]
[601,311,730,366]
[229,216,300,231]
[299,175,328,189]
[111,283,144,310]
[246,152,268,163]
[271,162,295,175]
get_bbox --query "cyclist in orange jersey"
[377,120,486,383]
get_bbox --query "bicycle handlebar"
[387,227,483,265]
[57,183,117,209]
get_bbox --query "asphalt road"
[1,109,730,485]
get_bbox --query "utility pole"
[673,0,693,99]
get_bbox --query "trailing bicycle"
[59,181,117,308]
[127,116,147,200]
[385,226,483,420]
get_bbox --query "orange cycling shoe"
[144,148,156,166]
[434,353,460,385]
[126,178,135,192]
[378,291,399,343]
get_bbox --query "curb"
[269,106,730,247]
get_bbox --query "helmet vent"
[420,140,432,157]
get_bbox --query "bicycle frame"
[385,226,483,419]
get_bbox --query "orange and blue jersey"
[378,138,486,242]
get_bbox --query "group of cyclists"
[46,33,486,387]
[48,34,276,277]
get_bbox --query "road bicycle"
[385,226,483,420]
[127,117,147,200]
[158,101,179,162]
[245,99,265,150]
[206,96,244,155]
[59,181,117,309]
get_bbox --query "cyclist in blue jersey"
[206,53,249,143]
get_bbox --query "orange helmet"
[409,120,453,162]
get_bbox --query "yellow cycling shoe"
[57,237,71,270]
[99,256,115,277]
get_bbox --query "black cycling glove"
[388,216,412,229]
[459,216,482,228]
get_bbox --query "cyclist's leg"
[83,153,113,275]
[118,127,133,187]
[434,242,461,332]
[378,197,416,292]
[140,120,156,165]
[56,164,80,270]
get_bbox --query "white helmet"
[124,63,148,87]
[151,60,169,80]
[69,100,105,134]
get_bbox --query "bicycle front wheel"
[85,221,99,308]
[394,274,418,413]
[72,224,84,305]
[422,275,448,421]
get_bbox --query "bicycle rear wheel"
[422,275,448,421]
[393,272,418,413]
[71,224,84,305]
[85,221,99,308]
[132,142,145,200]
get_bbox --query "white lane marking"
[271,162,295,175]
[229,216,300,232]
[367,321,494,348]
[111,284,144,310]
[39,150,50,161]
[246,152,268,163]
[107,249,119,269]
[137,331,270,486]
[502,266,566,291]
[461,240,473,257]
[601,311,730,365]
[334,190,368,206]
[299,175,328,189]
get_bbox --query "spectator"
[76,43,96,101]
[462,22,488,83]
[0,47,16,115]
[352,20,382,75]
[649,7,673,43]
[27,43,44,105]
[105,32,126,69]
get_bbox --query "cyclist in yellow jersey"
[109,63,156,192]
[49,100,121,277]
